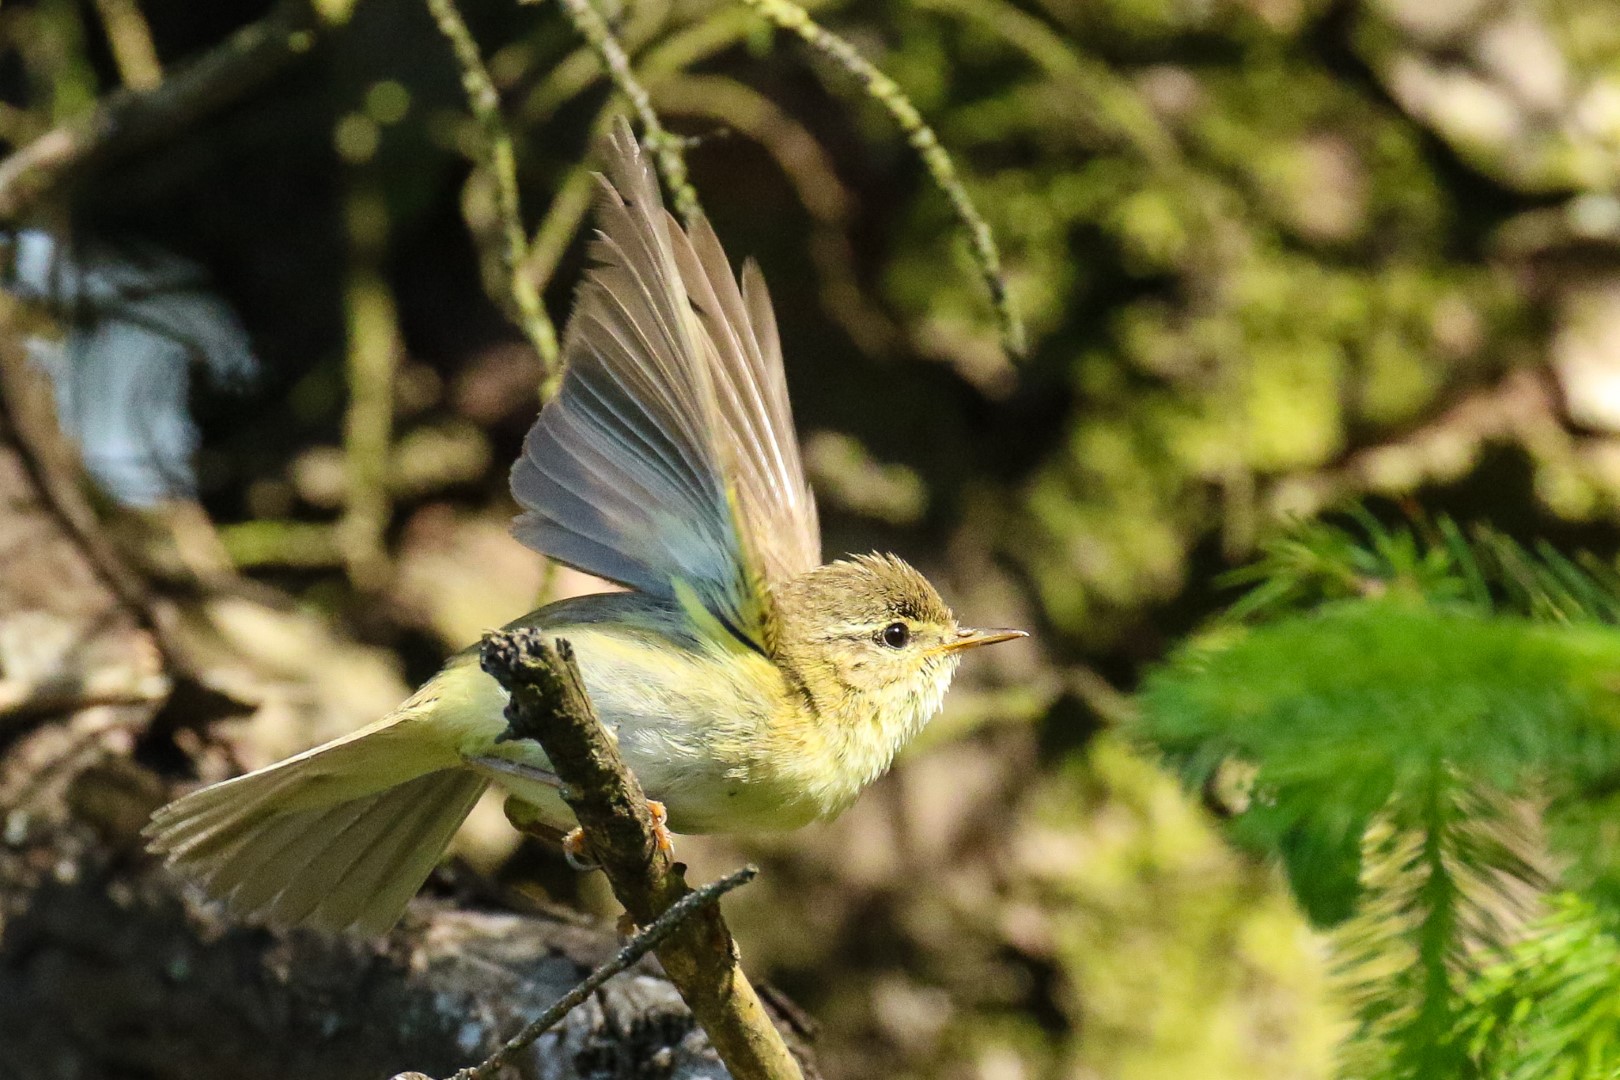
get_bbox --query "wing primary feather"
[508,119,820,645]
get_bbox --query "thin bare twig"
[550,0,702,225]
[480,630,805,1080]
[0,0,317,221]
[437,865,759,1080]
[737,0,1025,357]
[0,311,191,674]
[425,0,560,382]
[0,680,169,729]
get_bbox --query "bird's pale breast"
[447,597,833,833]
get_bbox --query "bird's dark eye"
[879,622,911,648]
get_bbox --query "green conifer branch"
[1139,514,1620,1078]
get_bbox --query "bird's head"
[772,553,1025,742]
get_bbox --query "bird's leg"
[484,754,673,870]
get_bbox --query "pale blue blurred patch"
[6,230,258,506]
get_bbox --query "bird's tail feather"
[145,698,490,936]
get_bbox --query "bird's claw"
[647,799,673,855]
[560,800,673,872]
[561,827,598,871]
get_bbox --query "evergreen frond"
[1135,513,1620,1079]
[1333,783,1547,1080]
[1223,514,1620,628]
[1221,511,1473,622]
[1141,603,1620,925]
[1454,894,1620,1080]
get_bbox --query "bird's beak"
[940,627,1029,653]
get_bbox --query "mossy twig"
[337,181,398,592]
[521,0,674,125]
[480,629,805,1080]
[916,0,1179,166]
[550,0,702,224]
[737,0,1025,357]
[425,0,560,382]
[92,0,164,91]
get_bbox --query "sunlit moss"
[1018,736,1343,1080]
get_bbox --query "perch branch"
[737,0,1025,357]
[425,0,561,382]
[0,0,318,221]
[438,865,759,1080]
[549,0,703,224]
[480,629,805,1080]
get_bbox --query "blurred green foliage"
[1140,520,1620,1078]
[873,0,1558,642]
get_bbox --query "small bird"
[145,122,1025,936]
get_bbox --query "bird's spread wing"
[510,121,819,651]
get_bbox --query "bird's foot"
[647,799,674,855]
[561,800,673,872]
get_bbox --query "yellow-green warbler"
[145,121,1025,936]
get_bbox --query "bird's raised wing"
[510,122,819,651]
